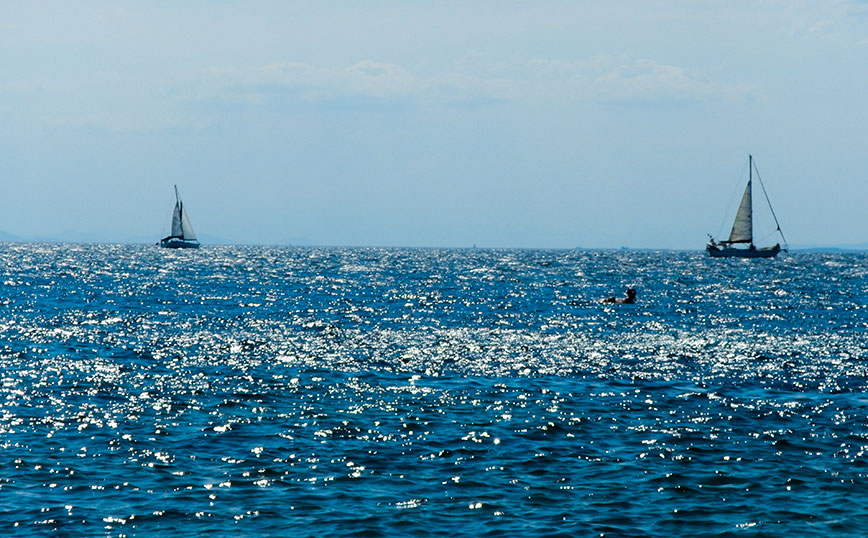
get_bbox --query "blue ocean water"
[2,244,868,537]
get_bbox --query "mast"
[748,155,753,247]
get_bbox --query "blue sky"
[2,1,868,248]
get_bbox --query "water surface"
[2,245,867,536]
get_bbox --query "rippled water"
[2,244,868,536]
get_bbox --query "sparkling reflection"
[1,245,868,536]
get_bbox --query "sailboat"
[706,155,787,258]
[159,185,200,249]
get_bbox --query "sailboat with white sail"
[160,185,200,249]
[706,155,787,258]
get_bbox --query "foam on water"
[2,244,868,536]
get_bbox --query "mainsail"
[170,186,197,241]
[727,179,752,244]
[171,202,183,237]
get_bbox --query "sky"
[2,0,868,249]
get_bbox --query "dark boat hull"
[160,237,200,249]
[706,243,780,258]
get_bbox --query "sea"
[2,244,868,537]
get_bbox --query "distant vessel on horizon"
[706,155,787,258]
[159,185,200,249]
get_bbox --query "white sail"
[171,202,184,237]
[727,179,752,244]
[180,204,197,241]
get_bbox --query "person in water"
[602,287,636,304]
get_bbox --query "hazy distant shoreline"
[1,233,866,252]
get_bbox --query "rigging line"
[751,160,789,249]
[756,229,780,243]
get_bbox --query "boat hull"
[160,237,200,249]
[706,243,780,258]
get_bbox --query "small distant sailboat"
[706,155,787,258]
[159,185,200,249]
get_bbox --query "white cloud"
[589,58,748,105]
[194,60,512,107]
[346,61,419,97]
[0,52,758,134]
[195,55,755,110]
[527,56,759,105]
